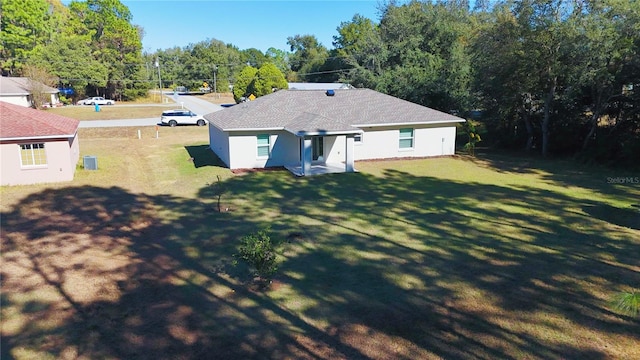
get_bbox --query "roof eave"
[0,132,78,141]
[222,127,284,132]
[287,129,363,137]
[354,119,465,127]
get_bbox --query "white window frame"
[19,143,47,168]
[256,134,271,159]
[399,128,414,150]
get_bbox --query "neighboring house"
[288,82,354,90]
[0,101,80,186]
[205,88,465,176]
[0,76,60,108]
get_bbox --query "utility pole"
[155,58,163,102]
[213,65,218,95]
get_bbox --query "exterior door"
[312,136,324,162]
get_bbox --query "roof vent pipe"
[326,89,335,96]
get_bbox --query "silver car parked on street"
[77,97,115,105]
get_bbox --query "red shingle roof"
[0,101,79,140]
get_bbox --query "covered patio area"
[284,162,354,177]
[283,112,362,177]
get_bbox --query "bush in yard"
[234,227,281,285]
[463,120,482,157]
[612,290,640,317]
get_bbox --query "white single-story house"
[0,101,80,186]
[205,88,465,176]
[0,76,61,108]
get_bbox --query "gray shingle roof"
[0,77,59,95]
[284,112,359,136]
[205,89,464,134]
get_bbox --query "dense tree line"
[1,0,148,101]
[2,0,637,164]
[325,0,639,165]
[0,0,294,102]
[150,42,289,102]
[276,0,639,165]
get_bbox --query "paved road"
[79,93,225,128]
[169,92,224,116]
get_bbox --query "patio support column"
[302,136,312,176]
[345,135,355,172]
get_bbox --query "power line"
[3,53,358,69]
[56,68,355,83]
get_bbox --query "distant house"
[0,101,80,186]
[0,76,60,108]
[288,82,354,90]
[205,88,465,176]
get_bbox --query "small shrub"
[59,95,72,105]
[209,175,227,212]
[234,227,281,285]
[612,290,640,317]
[463,120,482,157]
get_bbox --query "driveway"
[79,93,224,128]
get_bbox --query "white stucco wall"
[208,124,231,167]
[69,134,80,173]
[49,93,61,106]
[323,135,346,164]
[227,130,299,169]
[0,95,31,108]
[210,123,460,170]
[353,124,458,160]
[0,135,79,186]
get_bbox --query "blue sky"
[116,0,384,53]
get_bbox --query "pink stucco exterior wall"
[0,134,80,186]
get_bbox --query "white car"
[78,97,115,105]
[160,109,207,127]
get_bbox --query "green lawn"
[1,129,638,359]
[46,103,175,120]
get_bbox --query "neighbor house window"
[257,134,270,158]
[354,133,363,144]
[399,128,414,149]
[20,143,47,167]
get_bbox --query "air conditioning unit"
[83,155,98,170]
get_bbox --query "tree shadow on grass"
[2,161,639,359]
[582,203,640,230]
[184,145,226,168]
[1,186,368,359]
[460,150,544,175]
[206,167,639,357]
[471,150,640,200]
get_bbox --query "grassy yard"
[45,103,176,120]
[1,127,639,359]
